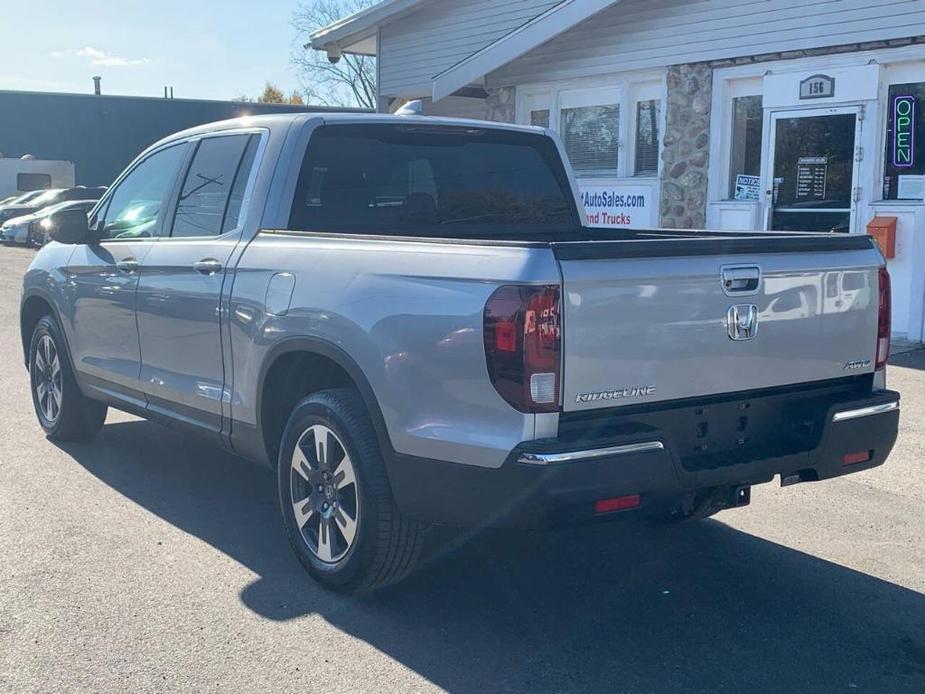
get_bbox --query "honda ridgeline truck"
[20,112,900,592]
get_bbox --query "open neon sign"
[893,95,915,168]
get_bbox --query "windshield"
[26,189,63,207]
[38,199,96,217]
[7,190,45,205]
[289,124,580,238]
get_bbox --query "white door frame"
[762,105,863,232]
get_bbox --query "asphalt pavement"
[1,245,924,693]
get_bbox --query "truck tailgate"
[552,235,882,412]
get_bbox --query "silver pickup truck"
[20,113,900,592]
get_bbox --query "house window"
[728,95,763,200]
[560,104,620,174]
[530,109,550,128]
[634,99,661,176]
[519,79,664,178]
[883,82,925,200]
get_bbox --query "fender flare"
[253,336,396,466]
[20,289,71,370]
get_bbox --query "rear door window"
[289,124,579,237]
[171,134,256,238]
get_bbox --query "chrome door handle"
[721,265,761,295]
[116,258,139,274]
[193,258,223,275]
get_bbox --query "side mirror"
[47,208,93,245]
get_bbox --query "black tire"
[277,388,426,593]
[29,315,107,442]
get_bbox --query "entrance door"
[765,108,861,233]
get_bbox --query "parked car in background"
[0,186,105,225]
[0,189,49,213]
[1,199,99,246]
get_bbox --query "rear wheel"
[278,389,426,593]
[29,315,107,442]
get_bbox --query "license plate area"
[556,377,871,473]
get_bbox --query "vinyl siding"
[379,0,563,96]
[421,96,490,119]
[488,0,925,86]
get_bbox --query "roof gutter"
[431,0,618,102]
[308,0,429,51]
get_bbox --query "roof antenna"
[396,100,424,116]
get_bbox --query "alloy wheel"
[290,424,359,563]
[34,334,63,424]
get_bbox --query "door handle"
[721,265,762,295]
[193,258,223,275]
[116,258,139,274]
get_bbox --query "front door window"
[768,111,858,233]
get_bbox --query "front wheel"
[278,389,425,593]
[29,315,107,442]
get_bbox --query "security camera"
[327,46,342,64]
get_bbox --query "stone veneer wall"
[660,63,713,229]
[486,86,516,123]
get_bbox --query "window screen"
[634,99,661,176]
[531,109,550,128]
[289,124,579,237]
[729,95,763,199]
[560,104,620,174]
[172,134,254,238]
[17,173,52,191]
[883,83,925,201]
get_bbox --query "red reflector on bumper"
[843,450,873,466]
[594,494,641,515]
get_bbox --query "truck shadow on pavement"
[55,419,925,693]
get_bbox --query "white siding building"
[311,0,925,341]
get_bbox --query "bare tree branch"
[291,0,378,109]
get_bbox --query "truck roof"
[147,111,549,153]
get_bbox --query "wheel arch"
[20,291,64,368]
[253,336,395,470]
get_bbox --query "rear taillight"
[876,267,891,371]
[484,285,561,413]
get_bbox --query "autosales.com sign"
[580,183,655,228]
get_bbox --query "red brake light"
[484,285,561,413]
[876,267,891,370]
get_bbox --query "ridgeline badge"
[893,95,916,168]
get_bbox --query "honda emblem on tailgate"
[727,304,759,341]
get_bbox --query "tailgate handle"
[721,266,761,294]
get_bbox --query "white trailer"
[0,157,75,199]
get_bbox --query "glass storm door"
[766,108,861,233]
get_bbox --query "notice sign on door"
[734,174,761,201]
[796,156,828,200]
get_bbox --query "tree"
[291,0,377,109]
[258,82,286,103]
[246,83,306,105]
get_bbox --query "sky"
[0,0,337,101]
